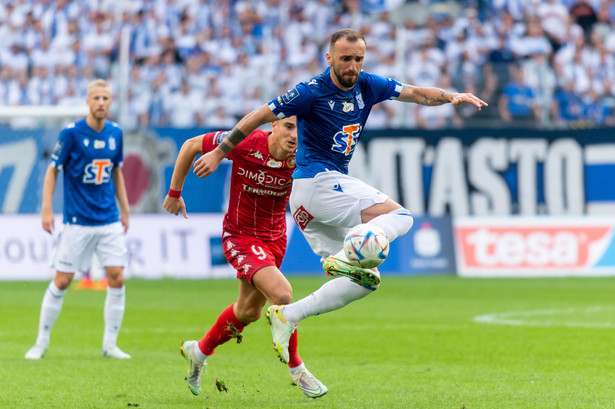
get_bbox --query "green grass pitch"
[2,276,615,409]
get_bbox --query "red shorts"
[222,232,287,285]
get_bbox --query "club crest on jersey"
[83,159,112,184]
[356,92,365,109]
[94,140,106,149]
[267,158,282,168]
[215,131,229,145]
[286,156,296,168]
[51,141,63,160]
[277,87,299,105]
[109,137,116,150]
[343,102,354,112]
[331,123,361,156]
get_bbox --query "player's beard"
[91,108,108,120]
[331,65,359,89]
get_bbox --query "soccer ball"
[343,223,389,269]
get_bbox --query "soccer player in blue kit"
[25,79,131,360]
[192,28,488,365]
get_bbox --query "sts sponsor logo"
[83,159,113,184]
[332,123,361,156]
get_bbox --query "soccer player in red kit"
[163,116,327,399]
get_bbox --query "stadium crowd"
[0,0,614,130]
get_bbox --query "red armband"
[168,188,182,198]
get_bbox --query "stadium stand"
[0,0,613,130]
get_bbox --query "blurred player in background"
[191,28,487,365]
[25,79,131,360]
[163,116,327,398]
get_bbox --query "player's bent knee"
[54,272,73,290]
[270,291,293,306]
[370,208,413,242]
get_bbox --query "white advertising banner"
[454,217,615,277]
[0,214,236,281]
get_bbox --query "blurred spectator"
[498,64,539,125]
[537,0,570,50]
[57,83,82,107]
[482,34,516,105]
[82,16,114,78]
[570,0,598,36]
[165,81,203,128]
[550,78,584,125]
[582,89,612,126]
[30,38,57,72]
[27,66,54,105]
[2,42,29,72]
[207,106,236,130]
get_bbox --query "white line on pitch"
[473,306,615,329]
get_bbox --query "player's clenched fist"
[164,195,188,219]
[193,150,224,178]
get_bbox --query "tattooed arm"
[396,83,488,110]
[193,104,278,178]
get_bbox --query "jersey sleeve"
[201,131,225,153]
[201,130,241,160]
[50,126,74,170]
[267,82,314,119]
[364,72,402,103]
[114,130,124,168]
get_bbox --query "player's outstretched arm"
[41,166,59,234]
[163,135,205,218]
[113,167,130,233]
[396,83,487,110]
[193,105,278,178]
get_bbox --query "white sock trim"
[369,208,413,242]
[289,362,306,374]
[193,342,208,362]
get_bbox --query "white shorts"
[53,222,127,274]
[290,171,389,258]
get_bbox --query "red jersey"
[202,129,295,240]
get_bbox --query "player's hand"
[41,208,54,234]
[451,93,488,110]
[121,211,130,233]
[163,195,188,219]
[193,150,224,178]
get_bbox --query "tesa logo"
[457,226,611,269]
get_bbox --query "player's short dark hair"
[329,28,365,50]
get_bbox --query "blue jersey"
[50,118,123,226]
[268,67,401,178]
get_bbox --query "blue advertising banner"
[353,128,615,216]
[2,126,614,217]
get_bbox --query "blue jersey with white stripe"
[268,67,401,178]
[50,118,123,225]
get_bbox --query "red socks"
[197,302,304,369]
[198,303,247,356]
[288,328,303,368]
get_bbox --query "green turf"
[2,276,615,409]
